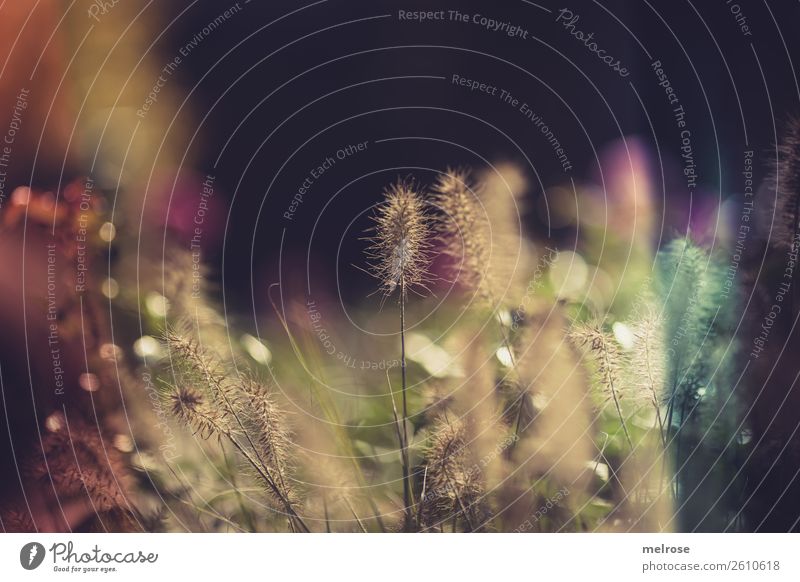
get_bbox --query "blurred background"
[2,0,800,532]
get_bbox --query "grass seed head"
[568,320,625,400]
[420,416,485,530]
[170,385,223,439]
[432,168,494,302]
[771,117,800,248]
[365,179,432,298]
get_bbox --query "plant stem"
[222,445,257,532]
[220,399,307,531]
[399,279,413,530]
[268,286,387,532]
[599,342,634,453]
[322,493,331,533]
[188,392,310,532]
[179,334,308,531]
[484,304,528,460]
[497,317,528,457]
[643,336,667,448]
[610,382,634,453]
[659,364,681,502]
[227,432,310,532]
[344,496,368,533]
[416,466,428,528]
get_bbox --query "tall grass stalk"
[431,168,529,447]
[569,321,634,452]
[365,179,432,530]
[165,330,310,532]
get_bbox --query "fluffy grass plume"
[769,117,800,249]
[419,416,485,531]
[568,320,634,451]
[477,163,532,305]
[365,179,432,298]
[433,168,530,446]
[169,385,226,440]
[163,327,308,532]
[28,422,132,512]
[238,377,299,505]
[364,179,433,529]
[432,168,493,301]
[629,305,667,439]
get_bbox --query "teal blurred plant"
[655,237,745,531]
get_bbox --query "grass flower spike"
[364,178,432,530]
[420,416,485,531]
[365,179,432,298]
[771,117,800,249]
[432,168,492,301]
[568,320,633,451]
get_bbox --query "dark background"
[153,0,800,312]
